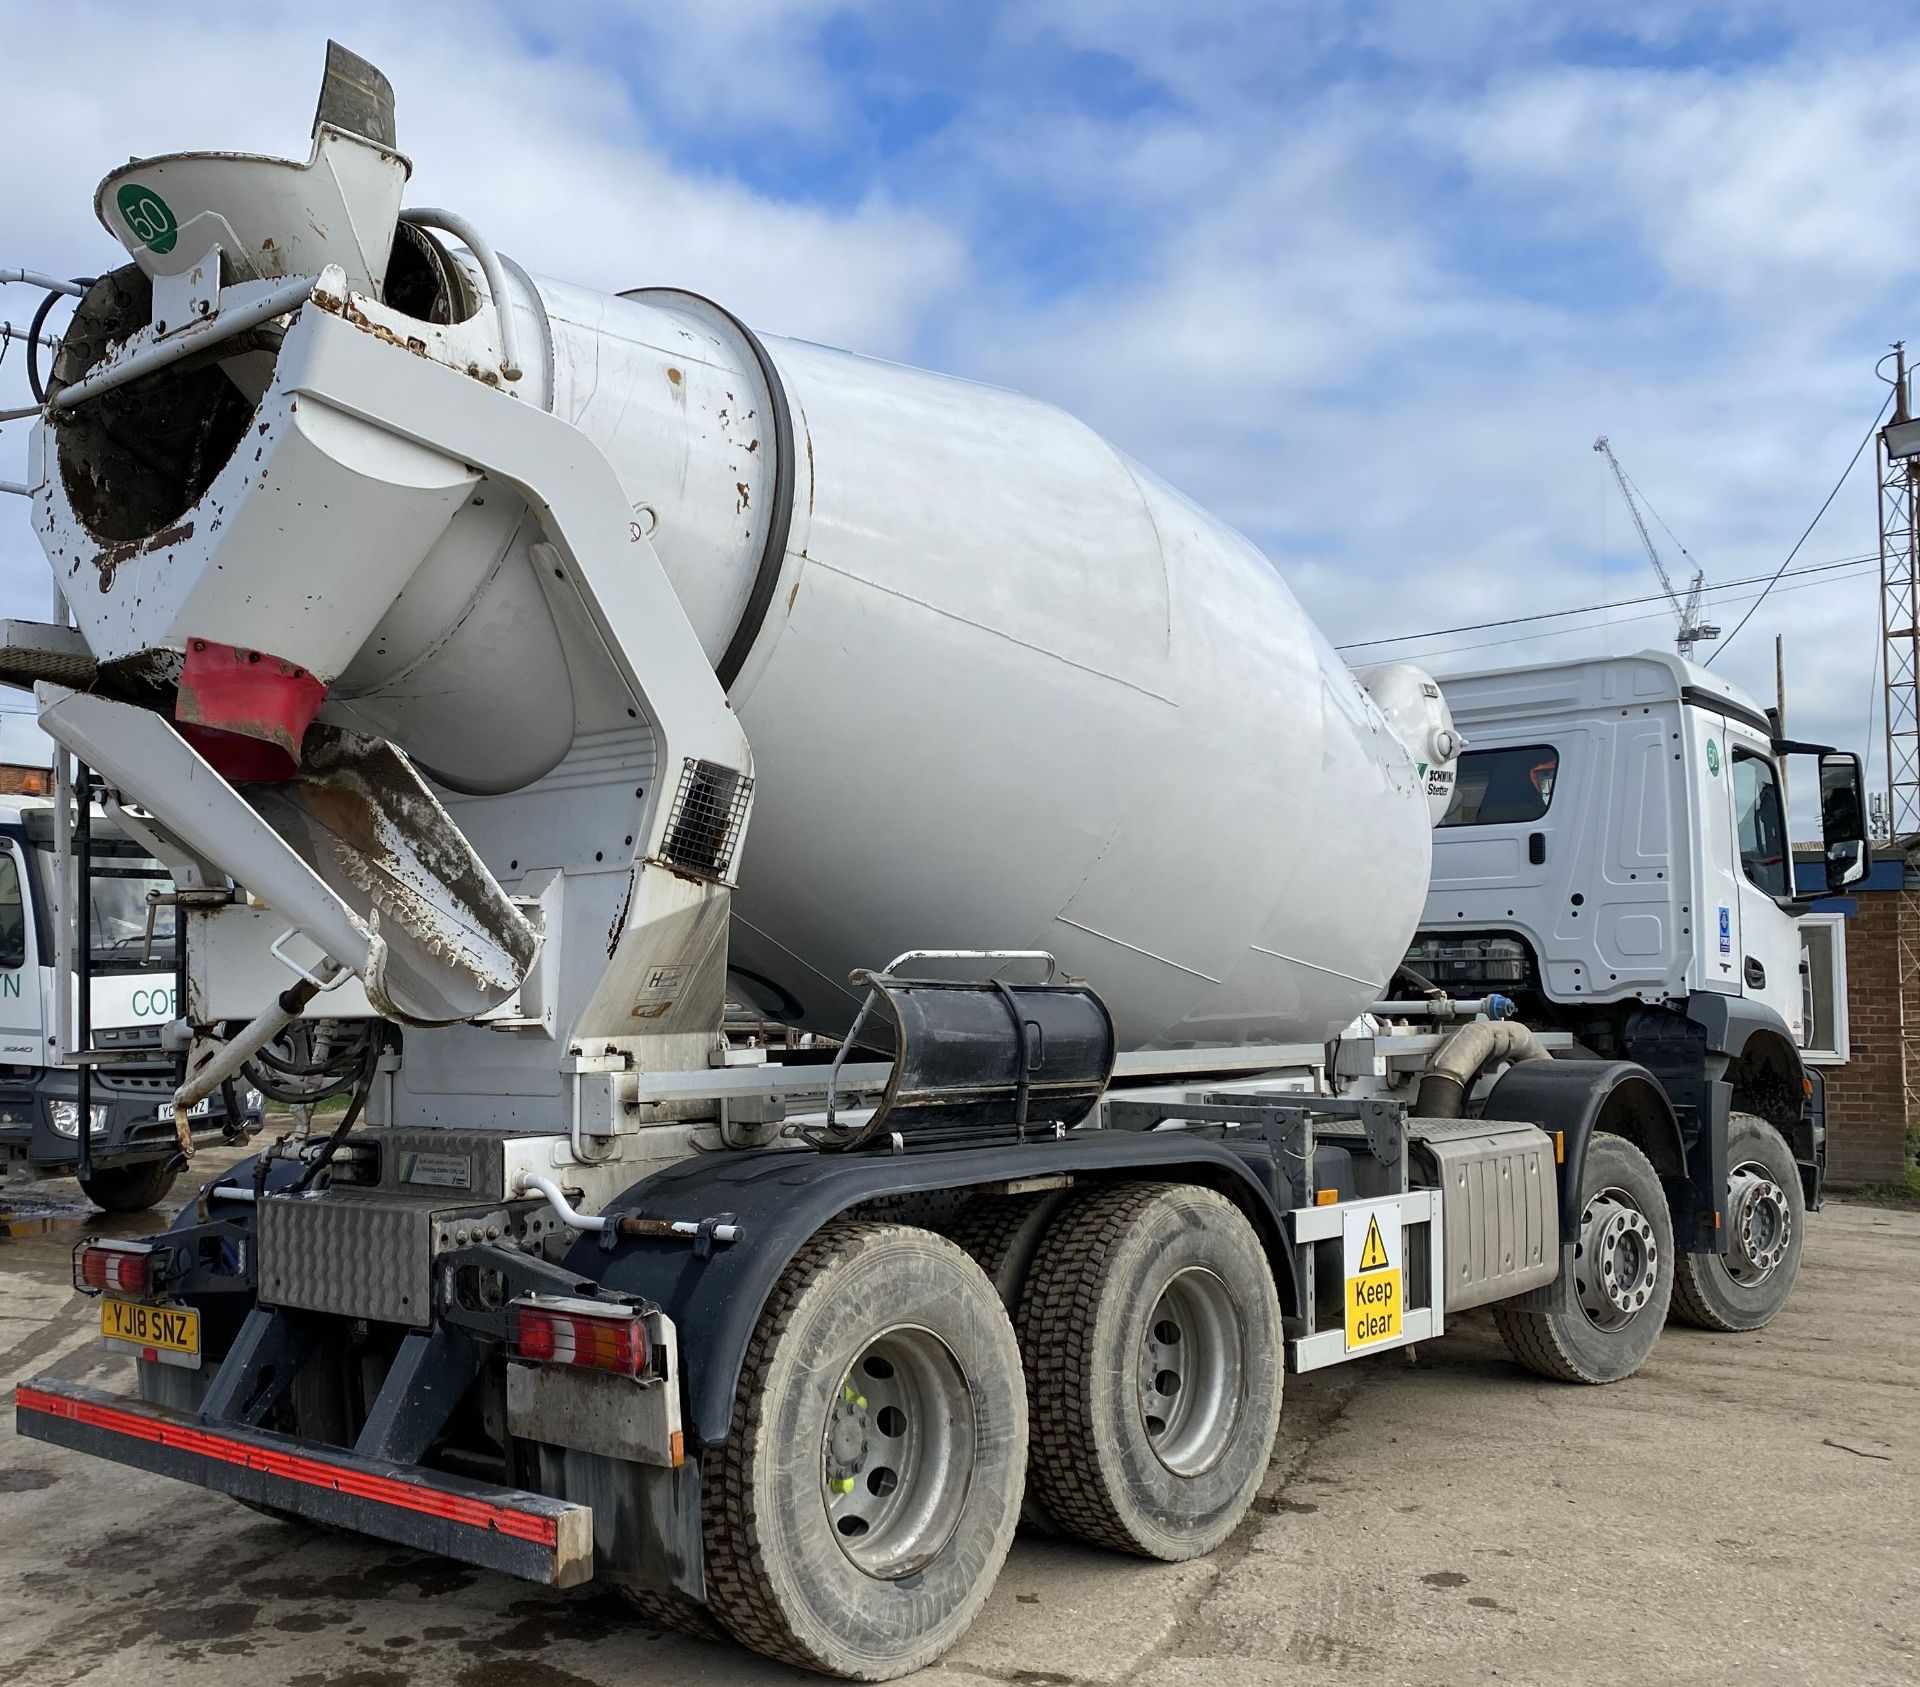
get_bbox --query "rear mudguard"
[567,1133,1299,1450]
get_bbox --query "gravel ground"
[1,1155,1913,1687]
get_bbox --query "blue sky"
[2,0,1915,805]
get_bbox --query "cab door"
[1687,710,1742,995]
[0,841,43,1063]
[1726,732,1806,1040]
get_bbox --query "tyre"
[1669,1114,1804,1333]
[944,1191,1070,1313]
[1019,1182,1282,1561]
[613,1585,722,1639]
[944,1192,1071,1534]
[79,1159,179,1213]
[702,1222,1025,1680]
[1494,1132,1673,1384]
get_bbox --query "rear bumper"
[15,1378,593,1587]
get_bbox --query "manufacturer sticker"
[1343,1201,1404,1351]
[1718,906,1732,956]
[631,963,688,1021]
[402,1151,473,1190]
[115,182,179,255]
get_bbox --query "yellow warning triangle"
[1358,1214,1391,1272]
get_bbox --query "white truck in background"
[1415,650,1860,1332]
[0,714,261,1210]
[2,47,1873,1680]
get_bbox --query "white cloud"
[898,32,1906,783]
[1452,53,1920,319]
[0,0,1905,797]
[0,0,962,623]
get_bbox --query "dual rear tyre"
[1018,1184,1282,1560]
[700,1222,1026,1680]
[700,1187,1284,1678]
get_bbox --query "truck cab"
[1411,650,1868,1207]
[0,717,263,1210]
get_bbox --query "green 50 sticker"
[115,183,178,254]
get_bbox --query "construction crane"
[1593,435,1720,660]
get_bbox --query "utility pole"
[1775,633,1790,835]
[1879,343,1920,839]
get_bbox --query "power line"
[1707,393,1893,664]
[1411,560,1875,664]
[1336,552,1875,652]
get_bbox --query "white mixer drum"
[36,229,1434,1051]
[515,277,1435,1045]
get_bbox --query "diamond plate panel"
[258,1194,440,1328]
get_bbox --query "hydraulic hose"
[27,277,93,404]
[1414,1020,1551,1118]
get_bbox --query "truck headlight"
[48,1101,110,1138]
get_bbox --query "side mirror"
[1817,752,1869,891]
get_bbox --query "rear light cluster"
[507,1295,650,1377]
[74,1240,158,1296]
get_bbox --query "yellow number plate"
[101,1297,200,1358]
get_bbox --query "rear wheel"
[1494,1132,1672,1384]
[79,1159,178,1213]
[944,1191,1069,1312]
[1019,1183,1282,1560]
[703,1222,1025,1680]
[944,1192,1070,1533]
[614,1586,722,1639]
[1669,1114,1804,1332]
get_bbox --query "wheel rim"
[1137,1266,1245,1477]
[822,1325,976,1579]
[1574,1184,1659,1332]
[1724,1158,1792,1285]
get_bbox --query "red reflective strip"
[15,1387,557,1548]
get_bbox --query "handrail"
[51,274,318,413]
[397,207,523,382]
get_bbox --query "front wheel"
[1669,1114,1804,1332]
[702,1222,1025,1681]
[79,1159,178,1214]
[1494,1132,1673,1384]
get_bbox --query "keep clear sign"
[1343,1200,1404,1351]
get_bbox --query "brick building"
[1809,853,1918,1185]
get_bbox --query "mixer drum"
[37,238,1432,1052]
[511,276,1435,1047]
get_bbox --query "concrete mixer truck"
[6,45,1872,1680]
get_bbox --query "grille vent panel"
[661,757,751,882]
